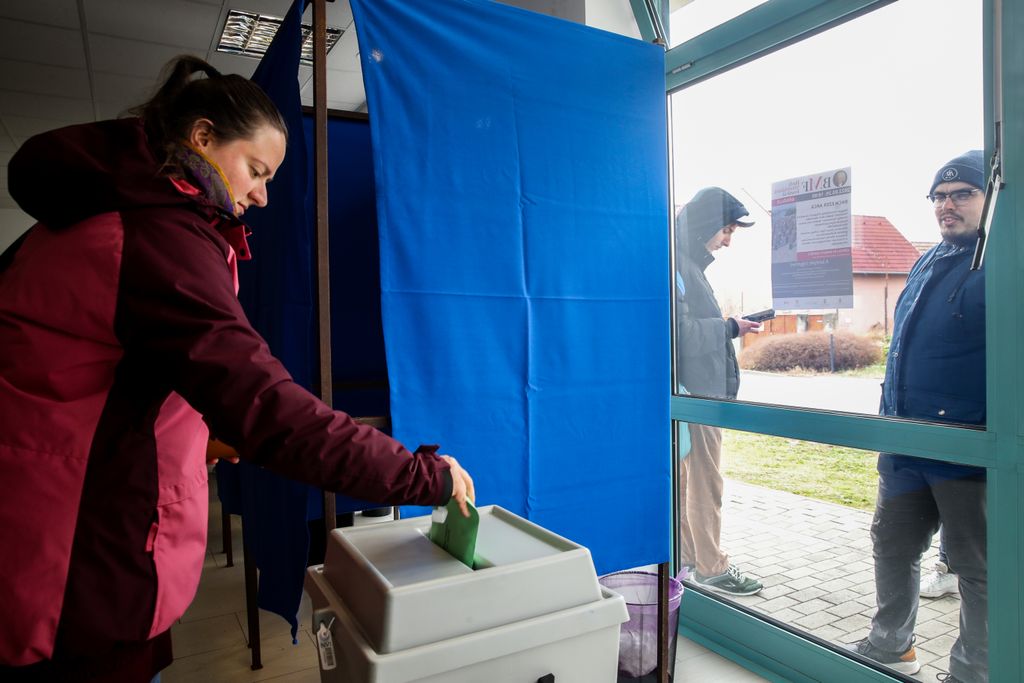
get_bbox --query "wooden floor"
[162,484,767,683]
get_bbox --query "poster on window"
[770,167,853,310]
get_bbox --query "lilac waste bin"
[599,571,683,681]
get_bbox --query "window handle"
[971,127,1005,271]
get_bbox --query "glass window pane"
[670,0,985,428]
[676,422,987,680]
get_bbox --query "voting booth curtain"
[217,0,387,637]
[221,0,671,636]
[351,0,670,575]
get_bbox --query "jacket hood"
[9,118,221,229]
[675,186,754,248]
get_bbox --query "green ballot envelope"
[428,498,479,568]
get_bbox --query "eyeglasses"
[927,189,981,206]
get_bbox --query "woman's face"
[190,120,287,216]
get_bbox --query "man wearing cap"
[674,186,763,597]
[844,151,987,683]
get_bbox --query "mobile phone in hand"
[742,308,775,323]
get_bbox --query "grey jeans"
[868,455,987,683]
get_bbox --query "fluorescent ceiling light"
[217,9,343,65]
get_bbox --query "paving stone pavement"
[715,479,964,682]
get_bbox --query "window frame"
[657,0,1021,680]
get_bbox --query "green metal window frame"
[646,0,1022,680]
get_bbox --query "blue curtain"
[220,0,313,641]
[351,0,671,574]
[224,0,389,632]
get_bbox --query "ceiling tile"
[224,0,293,16]
[323,1,355,29]
[0,19,86,68]
[94,101,129,121]
[0,60,91,99]
[0,0,367,152]
[0,0,81,29]
[0,208,33,242]
[215,0,353,24]
[0,132,16,152]
[325,68,364,103]
[301,69,365,111]
[206,51,258,79]
[85,0,221,51]
[208,50,314,83]
[92,72,159,112]
[328,27,360,64]
[324,100,364,113]
[0,91,94,123]
[5,115,86,144]
[90,35,194,78]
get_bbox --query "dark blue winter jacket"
[880,241,985,478]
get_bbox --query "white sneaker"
[920,561,959,599]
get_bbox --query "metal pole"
[666,93,682,576]
[242,523,262,670]
[658,562,670,683]
[884,271,889,337]
[312,0,336,533]
[829,331,835,373]
[221,509,233,567]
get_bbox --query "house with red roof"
[848,215,922,335]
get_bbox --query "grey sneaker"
[936,674,962,683]
[693,565,763,596]
[920,561,959,599]
[842,636,921,675]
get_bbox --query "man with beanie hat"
[674,186,763,596]
[843,150,988,683]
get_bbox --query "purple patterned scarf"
[170,143,236,216]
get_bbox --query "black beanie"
[929,150,985,195]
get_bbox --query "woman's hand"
[206,439,240,466]
[439,455,475,517]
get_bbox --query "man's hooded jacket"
[674,189,746,399]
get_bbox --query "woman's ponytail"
[130,55,287,171]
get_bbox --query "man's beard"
[941,225,978,247]
[939,213,978,247]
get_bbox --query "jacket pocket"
[147,392,210,638]
[147,466,208,638]
[903,389,985,426]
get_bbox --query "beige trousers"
[678,422,729,577]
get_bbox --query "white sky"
[668,0,984,314]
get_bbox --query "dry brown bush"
[739,331,882,372]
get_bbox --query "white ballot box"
[305,505,628,683]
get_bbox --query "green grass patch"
[838,361,886,379]
[721,430,879,510]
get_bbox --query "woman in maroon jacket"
[0,56,474,682]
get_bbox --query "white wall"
[498,0,641,38]
[586,0,642,38]
[0,208,32,253]
[498,0,585,23]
